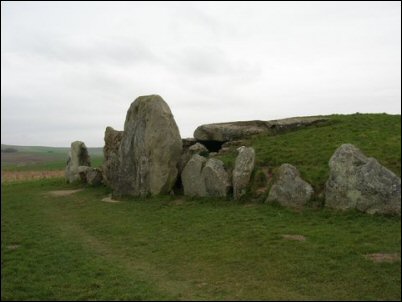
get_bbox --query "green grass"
[2,179,401,300]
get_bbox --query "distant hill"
[1,144,103,156]
[1,144,103,171]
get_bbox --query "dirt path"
[47,189,84,197]
[1,170,64,182]
[44,209,194,300]
[365,253,400,263]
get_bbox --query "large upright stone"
[266,164,313,208]
[181,154,207,197]
[233,146,255,199]
[102,126,123,187]
[325,144,401,215]
[115,95,182,196]
[65,141,91,183]
[202,158,231,197]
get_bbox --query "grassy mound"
[215,113,401,201]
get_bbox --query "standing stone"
[65,141,91,183]
[115,95,182,197]
[181,154,207,197]
[202,158,231,197]
[233,146,255,199]
[102,127,123,188]
[325,144,401,215]
[266,164,313,207]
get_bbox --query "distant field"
[1,145,103,175]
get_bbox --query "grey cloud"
[169,2,221,33]
[6,34,159,67]
[168,47,258,77]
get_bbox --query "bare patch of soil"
[282,234,306,241]
[169,199,185,205]
[365,253,400,263]
[6,245,20,250]
[243,203,259,208]
[47,189,84,197]
[102,195,121,203]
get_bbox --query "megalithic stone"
[65,141,91,183]
[114,95,182,197]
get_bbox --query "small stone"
[266,164,313,208]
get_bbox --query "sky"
[1,1,401,147]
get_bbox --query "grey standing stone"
[102,127,123,188]
[181,154,207,197]
[202,158,231,198]
[325,144,401,215]
[233,146,255,199]
[115,95,182,197]
[266,164,313,208]
[65,141,91,183]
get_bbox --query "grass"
[1,178,401,300]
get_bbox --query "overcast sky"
[1,1,401,147]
